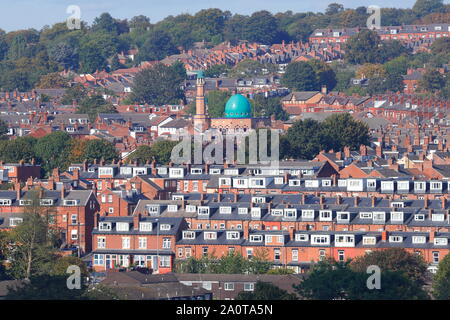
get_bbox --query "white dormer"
[434,238,448,246]
[40,199,54,206]
[219,206,232,214]
[139,222,152,232]
[390,212,404,223]
[226,231,240,240]
[160,224,171,231]
[249,234,263,242]
[335,234,355,247]
[116,222,129,232]
[64,199,80,206]
[319,210,332,221]
[167,205,178,212]
[311,235,330,245]
[389,235,403,243]
[99,222,112,231]
[295,233,308,241]
[197,206,210,216]
[182,230,195,239]
[204,231,217,240]
[169,167,184,178]
[284,208,297,219]
[337,211,350,223]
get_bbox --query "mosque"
[193,72,271,134]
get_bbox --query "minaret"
[193,71,209,132]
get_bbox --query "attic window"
[160,224,171,231]
[0,199,11,206]
[40,199,53,206]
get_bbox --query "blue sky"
[0,0,423,31]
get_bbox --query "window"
[274,249,281,261]
[363,237,376,245]
[244,283,254,291]
[116,222,129,232]
[138,237,147,249]
[412,236,426,244]
[167,205,178,212]
[359,212,372,219]
[246,248,253,259]
[337,212,350,222]
[139,222,152,232]
[271,209,283,216]
[40,199,53,206]
[319,210,332,221]
[163,238,171,249]
[238,208,248,215]
[433,251,440,264]
[0,199,11,206]
[335,235,355,246]
[226,231,240,240]
[202,247,208,256]
[319,249,326,261]
[250,235,263,242]
[389,236,403,243]
[432,214,445,222]
[311,235,330,245]
[71,214,77,225]
[338,250,345,262]
[224,283,235,291]
[373,212,386,222]
[160,224,171,231]
[160,256,170,267]
[414,214,425,221]
[198,206,210,216]
[71,230,78,240]
[295,234,308,241]
[122,237,130,249]
[292,249,298,262]
[220,206,232,214]
[9,218,23,227]
[99,222,111,231]
[204,232,217,240]
[302,210,314,220]
[390,212,404,222]
[97,237,106,248]
[185,247,192,258]
[94,254,104,266]
[434,238,448,246]
[183,231,195,239]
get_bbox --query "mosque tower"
[193,71,210,132]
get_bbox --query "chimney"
[234,193,238,202]
[429,231,436,243]
[376,145,382,158]
[371,195,376,207]
[424,196,428,209]
[133,214,141,230]
[73,168,80,180]
[94,213,99,229]
[60,184,65,199]
[441,197,447,209]
[381,230,388,242]
[354,196,360,207]
[332,174,337,186]
[15,183,21,200]
[336,195,342,205]
[243,222,250,240]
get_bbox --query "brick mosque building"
[193,72,271,134]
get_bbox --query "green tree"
[307,59,337,91]
[204,64,229,78]
[243,11,281,44]
[281,119,327,160]
[83,139,118,162]
[5,190,59,279]
[251,95,289,121]
[151,140,179,164]
[206,90,231,117]
[432,253,450,299]
[321,113,370,152]
[412,0,444,16]
[130,63,185,105]
[236,281,297,300]
[419,69,446,93]
[136,30,178,62]
[127,145,153,163]
[281,61,318,91]
[0,136,37,163]
[350,248,429,286]
[77,94,117,122]
[34,131,72,175]
[92,13,120,35]
[345,29,382,64]
[430,37,450,55]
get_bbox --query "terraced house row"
[90,192,450,274]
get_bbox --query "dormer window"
[160,224,171,231]
[252,197,265,203]
[19,199,32,206]
[99,222,112,231]
[182,231,195,239]
[172,195,184,201]
[390,212,404,222]
[219,206,232,214]
[238,207,248,215]
[186,205,196,212]
[167,205,178,212]
[295,234,308,241]
[414,214,425,221]
[301,210,314,220]
[391,202,404,208]
[204,232,217,240]
[40,199,53,206]
[146,205,160,216]
[197,206,210,216]
[271,209,283,216]
[359,212,372,219]
[250,207,261,218]
[389,236,403,243]
[0,199,11,206]
[373,212,386,223]
[191,168,203,174]
[319,210,332,221]
[412,236,426,244]
[226,231,240,240]
[249,235,263,242]
[363,236,376,245]
[139,222,152,232]
[434,238,448,246]
[284,209,297,219]
[64,200,79,206]
[432,214,445,222]
[116,222,129,232]
[337,212,350,222]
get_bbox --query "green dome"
[224,94,252,118]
